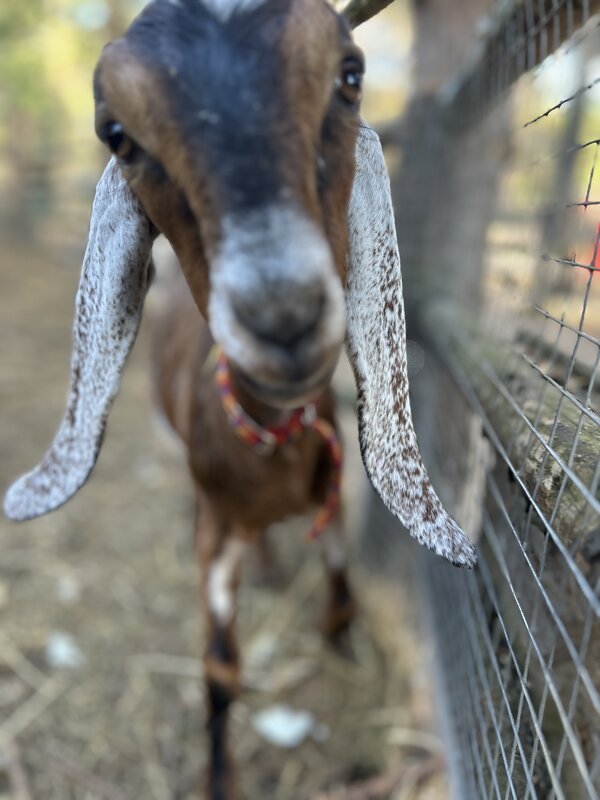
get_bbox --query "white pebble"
[252,704,316,749]
[46,632,85,669]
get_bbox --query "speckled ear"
[4,158,154,522]
[345,127,477,568]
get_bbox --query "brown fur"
[153,279,338,531]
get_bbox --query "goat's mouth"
[235,356,337,409]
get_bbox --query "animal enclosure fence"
[377,1,600,797]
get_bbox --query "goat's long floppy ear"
[4,158,154,522]
[346,128,477,568]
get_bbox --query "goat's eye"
[336,58,364,106]
[101,121,137,163]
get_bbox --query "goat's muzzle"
[208,205,346,407]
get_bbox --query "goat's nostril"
[233,289,325,350]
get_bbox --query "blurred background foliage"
[0,0,144,140]
[0,0,144,241]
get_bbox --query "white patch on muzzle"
[208,205,346,376]
[199,0,268,22]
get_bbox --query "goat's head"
[4,0,478,568]
[95,0,362,406]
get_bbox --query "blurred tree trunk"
[5,106,37,241]
[4,97,57,245]
[390,0,504,321]
[411,0,495,93]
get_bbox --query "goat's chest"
[188,393,334,531]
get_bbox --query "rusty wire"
[398,1,600,798]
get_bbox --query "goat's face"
[94,0,363,406]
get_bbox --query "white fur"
[208,205,346,374]
[345,128,477,568]
[3,158,153,521]
[199,0,267,22]
[208,538,247,623]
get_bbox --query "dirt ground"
[0,241,448,799]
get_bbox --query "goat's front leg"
[196,504,247,800]
[320,514,356,642]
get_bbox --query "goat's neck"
[228,369,297,429]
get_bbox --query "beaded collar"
[213,348,342,540]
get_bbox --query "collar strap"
[214,349,342,541]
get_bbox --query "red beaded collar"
[214,348,342,541]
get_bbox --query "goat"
[4,0,477,797]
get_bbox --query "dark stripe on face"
[126,0,299,212]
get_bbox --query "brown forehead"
[283,0,349,73]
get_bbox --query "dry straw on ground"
[0,245,447,799]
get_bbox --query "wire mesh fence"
[382,1,600,798]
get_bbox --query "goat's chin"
[236,362,336,410]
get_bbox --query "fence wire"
[386,2,600,798]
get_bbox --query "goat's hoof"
[206,771,237,800]
[326,622,356,661]
[323,599,357,659]
[323,569,357,648]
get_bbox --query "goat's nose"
[232,284,325,349]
